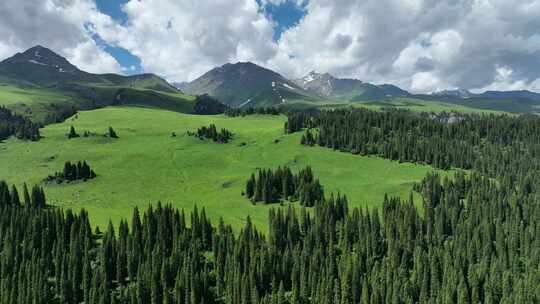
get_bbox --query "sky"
[1,0,540,93]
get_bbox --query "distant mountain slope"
[182,62,322,107]
[418,88,540,113]
[294,71,410,101]
[0,46,191,121]
[414,94,540,113]
[478,90,540,102]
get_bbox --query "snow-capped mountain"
[294,71,410,101]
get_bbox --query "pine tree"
[22,182,30,206]
[68,126,80,139]
[246,174,255,199]
[108,127,119,138]
[10,185,20,206]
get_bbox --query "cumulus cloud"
[0,0,122,73]
[2,0,540,93]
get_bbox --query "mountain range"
[2,45,540,119]
[180,62,540,111]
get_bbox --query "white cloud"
[2,0,540,93]
[411,72,442,92]
[472,66,540,93]
[265,0,540,93]
[63,40,122,74]
[89,0,277,82]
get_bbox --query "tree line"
[44,161,97,183]
[225,107,282,117]
[287,108,540,176]
[0,180,46,209]
[245,166,324,207]
[187,124,233,143]
[193,94,229,115]
[0,106,40,141]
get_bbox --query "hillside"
[0,46,193,121]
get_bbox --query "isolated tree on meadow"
[68,126,79,139]
[108,127,119,138]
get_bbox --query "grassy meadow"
[298,97,508,114]
[0,106,443,231]
[356,97,507,114]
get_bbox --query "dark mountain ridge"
[182,62,321,107]
[293,71,410,101]
[0,45,177,92]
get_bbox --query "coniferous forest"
[0,108,539,303]
[245,166,324,206]
[225,107,282,117]
[0,106,41,141]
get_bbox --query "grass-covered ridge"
[0,106,441,230]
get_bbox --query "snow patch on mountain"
[28,59,48,66]
[283,83,296,91]
[239,99,252,108]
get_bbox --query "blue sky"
[93,0,307,75]
[94,0,140,74]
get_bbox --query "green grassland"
[0,106,442,231]
[359,98,481,112]
[0,82,195,121]
[0,83,75,106]
[355,97,506,114]
[283,97,508,114]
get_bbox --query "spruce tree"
[108,127,119,138]
[68,126,79,139]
